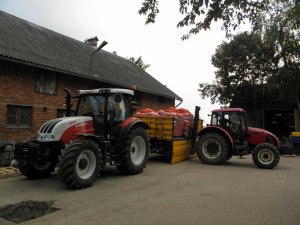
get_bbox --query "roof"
[0,11,181,100]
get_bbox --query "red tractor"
[195,108,280,169]
[14,88,150,189]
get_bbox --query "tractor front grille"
[40,119,62,134]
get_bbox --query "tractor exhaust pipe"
[64,88,71,117]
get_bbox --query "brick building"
[0,11,181,142]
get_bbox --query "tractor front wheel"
[17,160,55,179]
[252,143,280,169]
[196,132,229,165]
[58,140,102,189]
[117,126,149,175]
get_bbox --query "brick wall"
[0,61,175,142]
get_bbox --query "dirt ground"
[0,155,299,225]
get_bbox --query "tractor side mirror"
[114,93,122,102]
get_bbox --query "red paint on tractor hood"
[246,127,280,147]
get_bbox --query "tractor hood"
[37,116,94,143]
[247,127,280,147]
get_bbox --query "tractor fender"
[71,133,105,150]
[197,126,234,149]
[117,117,150,144]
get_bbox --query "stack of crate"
[290,132,300,154]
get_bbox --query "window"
[7,105,32,127]
[35,73,57,94]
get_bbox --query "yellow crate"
[291,132,300,137]
[136,115,174,140]
[137,114,203,141]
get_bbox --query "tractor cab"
[75,88,134,139]
[211,108,247,143]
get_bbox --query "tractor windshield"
[77,95,105,116]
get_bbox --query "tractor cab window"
[228,112,241,137]
[220,111,242,140]
[108,94,133,122]
[211,112,222,126]
[240,113,247,132]
[77,95,105,116]
[107,95,125,121]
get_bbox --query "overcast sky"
[0,0,247,123]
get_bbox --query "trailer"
[136,107,203,163]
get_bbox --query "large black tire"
[58,139,102,189]
[117,126,149,175]
[252,143,280,169]
[226,151,234,161]
[196,132,229,165]
[17,160,55,179]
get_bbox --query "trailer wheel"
[252,143,280,169]
[17,160,55,179]
[58,139,102,189]
[117,126,149,175]
[196,132,229,165]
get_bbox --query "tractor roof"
[212,108,245,113]
[78,88,134,96]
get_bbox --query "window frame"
[7,104,33,128]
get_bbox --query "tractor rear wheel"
[18,160,55,179]
[117,126,149,175]
[196,132,229,165]
[58,139,102,189]
[252,143,280,169]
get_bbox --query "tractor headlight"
[44,134,55,141]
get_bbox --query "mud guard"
[197,126,235,149]
[118,118,149,145]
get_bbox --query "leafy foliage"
[128,56,150,71]
[198,32,277,105]
[112,51,150,71]
[139,0,300,39]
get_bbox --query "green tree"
[199,1,300,123]
[128,56,150,71]
[112,51,150,71]
[255,0,300,111]
[138,0,300,39]
[199,31,277,105]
